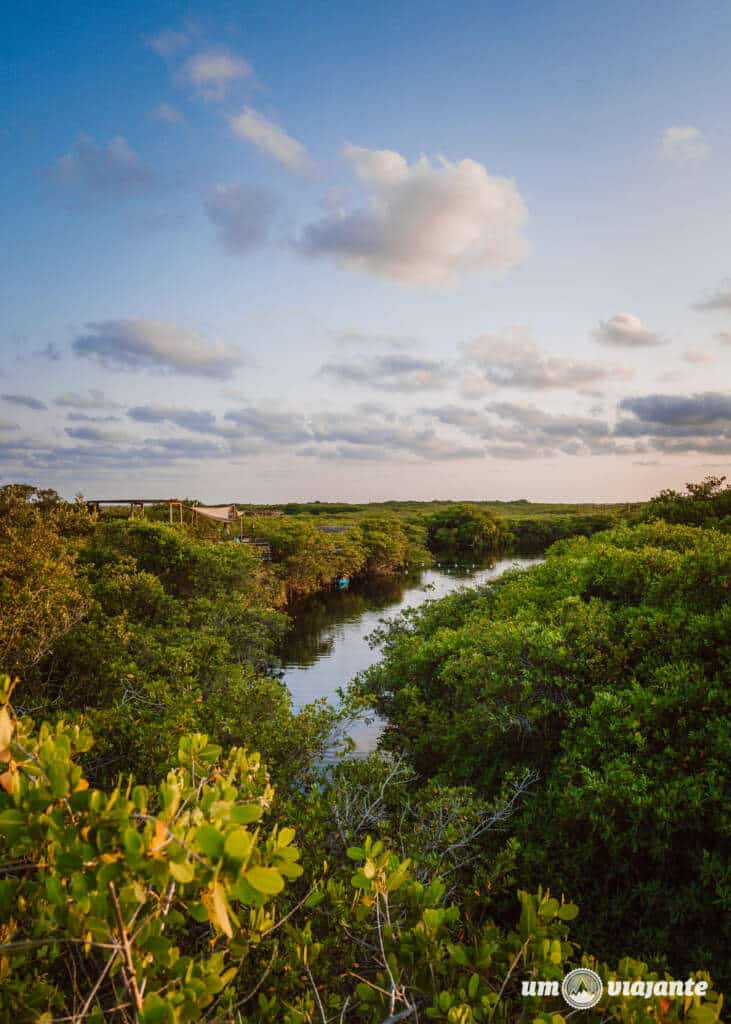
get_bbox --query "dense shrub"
[0,681,722,1023]
[352,522,731,985]
[639,475,731,528]
[426,504,503,554]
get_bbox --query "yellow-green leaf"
[244,866,284,895]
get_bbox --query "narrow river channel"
[280,554,543,752]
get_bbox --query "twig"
[72,947,119,1023]
[264,886,315,935]
[489,936,530,1021]
[233,944,279,1009]
[108,882,143,1018]
[305,961,327,1024]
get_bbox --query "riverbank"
[280,553,543,751]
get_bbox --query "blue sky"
[3,0,731,501]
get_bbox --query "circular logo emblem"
[562,968,603,1009]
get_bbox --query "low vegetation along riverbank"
[0,479,729,1021]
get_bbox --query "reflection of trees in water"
[281,573,422,667]
[281,556,501,669]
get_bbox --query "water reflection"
[280,554,542,751]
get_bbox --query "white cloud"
[65,425,134,444]
[300,146,529,283]
[128,404,218,432]
[73,319,242,378]
[592,313,663,348]
[55,390,120,410]
[230,108,313,175]
[55,136,154,197]
[462,328,617,390]
[660,125,710,163]
[320,353,452,392]
[183,50,252,100]
[2,393,47,410]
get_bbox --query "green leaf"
[45,875,65,905]
[230,803,262,824]
[539,897,560,919]
[244,866,285,895]
[0,808,24,835]
[346,846,364,860]
[277,827,296,847]
[169,859,195,884]
[140,993,176,1024]
[557,903,579,921]
[123,826,144,857]
[195,824,224,860]
[223,828,252,863]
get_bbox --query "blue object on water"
[336,576,350,590]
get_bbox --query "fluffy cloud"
[128,404,218,433]
[231,108,313,175]
[55,136,154,197]
[65,425,134,443]
[224,407,312,446]
[205,183,280,252]
[2,393,47,410]
[183,50,252,100]
[693,281,731,312]
[55,390,120,410]
[462,329,615,390]
[618,392,731,426]
[615,392,731,454]
[426,402,614,458]
[660,125,710,163]
[223,406,482,460]
[73,319,242,378]
[592,313,662,348]
[65,413,122,423]
[300,146,529,283]
[320,353,452,392]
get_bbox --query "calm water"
[280,554,542,751]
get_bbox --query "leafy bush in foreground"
[0,677,723,1023]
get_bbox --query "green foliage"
[640,475,731,529]
[427,504,503,554]
[0,676,302,1022]
[352,521,731,984]
[503,511,616,552]
[256,513,430,598]
[1,481,729,1017]
[0,487,91,677]
[1,500,336,789]
[1,687,722,1022]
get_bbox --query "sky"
[3,0,731,502]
